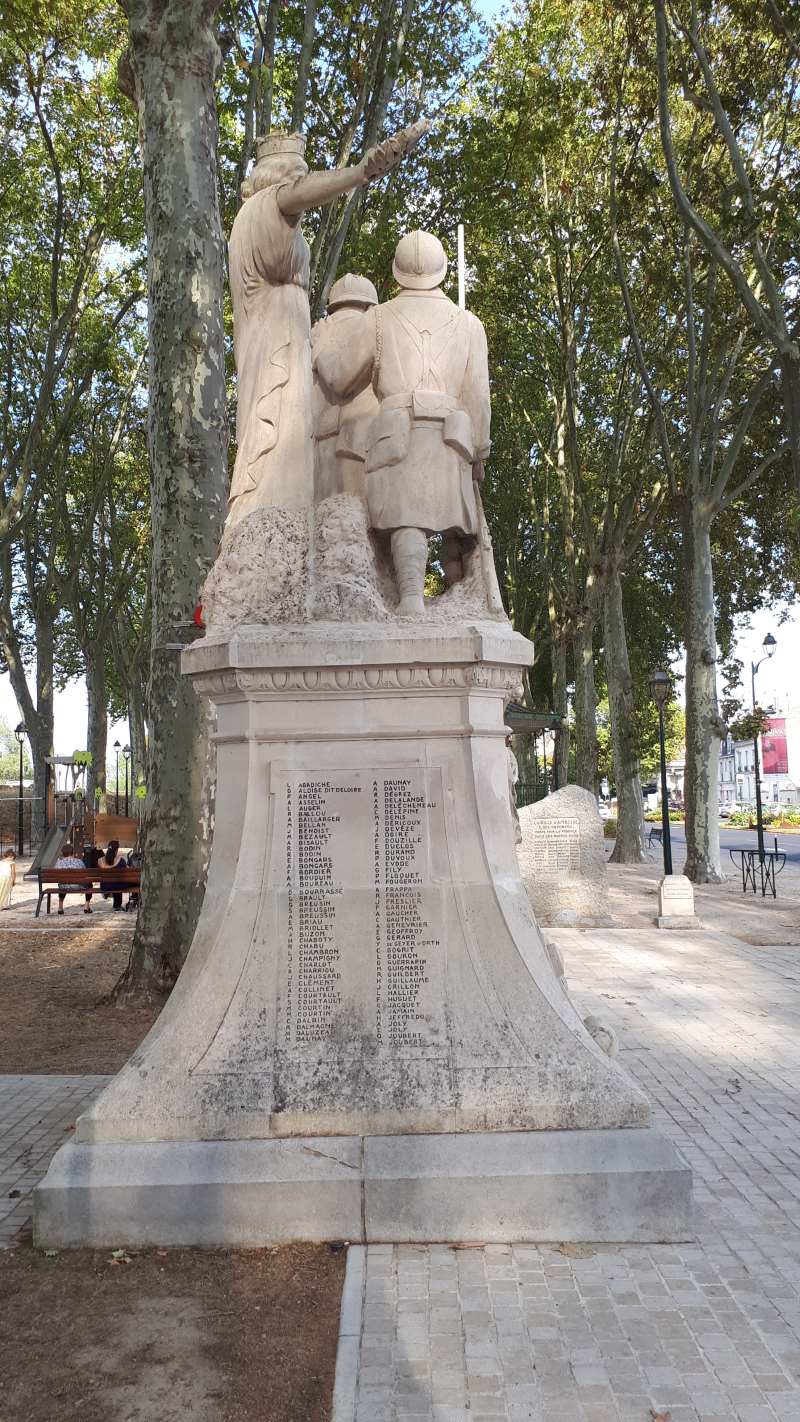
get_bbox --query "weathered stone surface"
[313,230,494,618]
[35,1127,692,1247]
[517,784,612,926]
[58,625,648,1150]
[312,495,393,622]
[658,872,700,929]
[201,507,309,629]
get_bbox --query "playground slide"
[25,821,71,879]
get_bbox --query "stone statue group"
[225,125,497,620]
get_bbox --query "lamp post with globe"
[649,669,673,876]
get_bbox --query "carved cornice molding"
[191,663,523,698]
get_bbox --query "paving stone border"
[332,927,800,1421]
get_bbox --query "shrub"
[603,817,617,838]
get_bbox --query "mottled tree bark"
[604,564,647,863]
[117,0,228,992]
[0,556,54,844]
[128,681,147,796]
[85,645,108,811]
[549,606,569,790]
[572,619,598,793]
[291,0,317,130]
[682,498,723,882]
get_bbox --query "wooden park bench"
[35,867,141,918]
[646,825,663,848]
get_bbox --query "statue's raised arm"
[227,120,428,526]
[277,120,428,217]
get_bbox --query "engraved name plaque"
[530,816,581,874]
[274,768,445,1053]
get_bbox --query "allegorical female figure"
[227,122,426,526]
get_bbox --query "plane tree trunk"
[115,0,229,994]
[682,497,723,883]
[604,562,647,863]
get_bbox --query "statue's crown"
[255,131,307,163]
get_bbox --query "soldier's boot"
[441,532,465,587]
[391,526,428,617]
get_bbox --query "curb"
[330,1244,365,1422]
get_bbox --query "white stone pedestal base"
[33,621,693,1247]
[657,873,700,930]
[34,1127,692,1247]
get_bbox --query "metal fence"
[0,793,44,856]
[515,780,551,809]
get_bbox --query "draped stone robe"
[227,183,314,521]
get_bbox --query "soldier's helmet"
[392,230,447,290]
[327,273,379,311]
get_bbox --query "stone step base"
[35,1127,692,1248]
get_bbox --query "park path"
[0,1074,108,1245]
[2,926,800,1419]
[334,926,800,1422]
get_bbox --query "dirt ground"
[605,855,800,944]
[0,1234,346,1422]
[0,922,162,1073]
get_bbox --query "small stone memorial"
[517,784,612,926]
[35,127,690,1247]
[657,873,699,929]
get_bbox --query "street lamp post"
[14,722,25,856]
[649,669,673,876]
[113,740,121,814]
[123,746,131,817]
[751,632,776,864]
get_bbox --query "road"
[660,821,800,867]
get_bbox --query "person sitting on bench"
[54,851,93,915]
[100,840,127,910]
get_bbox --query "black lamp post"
[123,745,131,817]
[649,669,673,876]
[14,722,25,856]
[113,740,121,814]
[751,632,776,863]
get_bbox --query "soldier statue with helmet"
[311,273,380,503]
[313,230,492,616]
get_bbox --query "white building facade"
[720,709,800,809]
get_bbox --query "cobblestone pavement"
[0,1074,109,1245]
[344,928,800,1422]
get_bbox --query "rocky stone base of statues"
[34,151,691,1245]
[201,495,502,630]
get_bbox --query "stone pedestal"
[657,873,700,929]
[35,622,691,1245]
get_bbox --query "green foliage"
[728,708,771,743]
[597,694,685,787]
[728,808,800,829]
[0,718,33,781]
[1,0,798,831]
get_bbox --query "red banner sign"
[762,717,788,775]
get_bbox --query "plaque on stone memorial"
[529,817,581,875]
[518,785,611,926]
[274,768,445,1053]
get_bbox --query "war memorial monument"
[35,125,691,1246]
